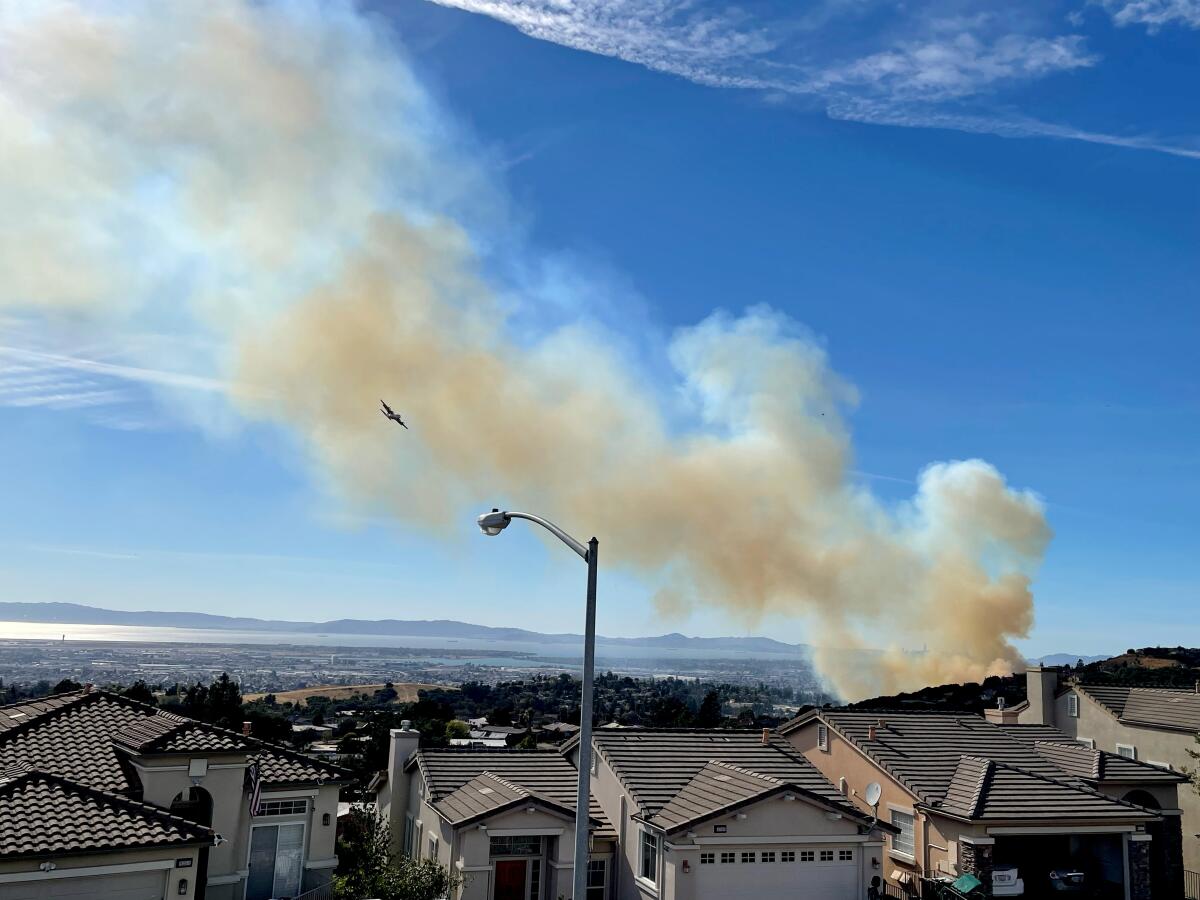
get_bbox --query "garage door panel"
[693,847,858,900]
[0,868,166,900]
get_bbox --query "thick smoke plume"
[0,0,1051,699]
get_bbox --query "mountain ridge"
[0,601,807,654]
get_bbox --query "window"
[1117,743,1137,760]
[255,799,307,817]
[781,851,795,863]
[586,859,607,900]
[720,852,735,864]
[428,835,439,860]
[799,851,815,862]
[1147,760,1173,770]
[838,777,848,795]
[489,836,542,856]
[639,829,659,884]
[1067,693,1079,717]
[819,850,834,862]
[890,810,915,858]
[817,724,829,751]
[761,851,776,863]
[699,853,715,865]
[741,852,755,864]
[402,815,415,858]
[246,824,304,900]
[839,849,854,862]
[1077,737,1095,749]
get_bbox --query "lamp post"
[477,508,597,900]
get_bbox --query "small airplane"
[379,399,408,429]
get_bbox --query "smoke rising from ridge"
[0,0,1051,699]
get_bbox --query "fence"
[293,882,335,900]
[1185,868,1200,900]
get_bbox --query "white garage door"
[0,868,166,900]
[692,846,859,900]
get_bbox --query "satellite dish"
[865,782,883,808]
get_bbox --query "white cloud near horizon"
[423,0,1199,158]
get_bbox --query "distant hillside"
[0,601,808,656]
[849,646,1200,713]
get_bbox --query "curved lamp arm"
[477,509,590,561]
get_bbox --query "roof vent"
[478,787,495,795]
[997,697,1007,710]
[713,774,732,782]
[761,728,770,745]
[401,720,413,731]
[242,721,252,737]
[867,725,877,742]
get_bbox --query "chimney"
[1194,681,1199,694]
[867,725,877,742]
[242,721,252,737]
[761,728,770,746]
[383,721,421,855]
[997,697,1007,711]
[1025,665,1060,726]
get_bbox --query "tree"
[445,720,470,740]
[334,807,463,900]
[52,678,82,694]
[122,680,156,706]
[695,690,723,728]
[516,732,537,750]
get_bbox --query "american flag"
[248,762,262,817]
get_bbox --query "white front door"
[247,823,305,899]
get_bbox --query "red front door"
[495,860,527,900]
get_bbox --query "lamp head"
[477,509,511,537]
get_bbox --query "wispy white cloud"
[0,346,229,393]
[1098,0,1200,31]
[826,99,1200,159]
[423,0,1198,159]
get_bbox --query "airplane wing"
[380,400,394,415]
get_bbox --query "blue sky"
[0,0,1197,661]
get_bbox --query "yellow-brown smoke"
[0,1,1051,700]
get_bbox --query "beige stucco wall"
[0,846,201,899]
[1038,687,1200,872]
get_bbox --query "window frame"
[780,851,795,863]
[799,850,815,863]
[586,857,607,900]
[889,809,916,860]
[637,828,660,887]
[740,851,756,864]
[719,852,736,864]
[1116,743,1137,760]
[246,820,307,900]
[819,849,835,863]
[761,850,776,863]
[1067,693,1079,717]
[839,849,854,862]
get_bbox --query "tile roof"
[1000,725,1186,784]
[590,729,853,820]
[805,710,1170,823]
[0,767,211,859]
[647,760,790,833]
[411,749,614,839]
[1076,684,1200,733]
[434,772,578,827]
[113,710,256,754]
[937,759,1156,822]
[254,745,351,787]
[0,690,350,796]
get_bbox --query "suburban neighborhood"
[1,0,1197,899]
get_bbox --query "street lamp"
[476,508,597,900]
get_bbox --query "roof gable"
[434,772,579,827]
[647,760,787,833]
[591,729,849,819]
[0,767,211,859]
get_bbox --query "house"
[1012,665,1200,873]
[375,724,893,900]
[0,688,350,900]
[374,722,616,900]
[571,727,895,900]
[781,708,1187,899]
